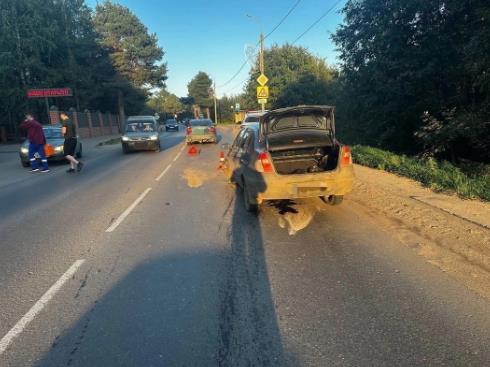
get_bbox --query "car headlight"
[55,145,64,152]
[20,147,28,154]
[150,135,158,140]
[121,136,129,141]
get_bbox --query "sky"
[86,0,348,98]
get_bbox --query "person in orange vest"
[19,114,49,173]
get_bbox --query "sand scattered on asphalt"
[182,168,218,188]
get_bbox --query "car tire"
[76,145,82,158]
[122,145,129,154]
[323,195,343,206]
[21,160,30,168]
[243,181,258,213]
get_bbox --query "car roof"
[242,122,259,130]
[245,111,267,117]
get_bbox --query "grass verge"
[351,145,490,201]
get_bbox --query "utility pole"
[259,32,265,112]
[213,79,218,124]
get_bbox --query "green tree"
[93,1,167,90]
[332,0,490,160]
[147,90,183,115]
[187,72,213,109]
[0,0,128,132]
[243,44,336,109]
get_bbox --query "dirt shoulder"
[349,164,490,299]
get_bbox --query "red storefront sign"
[27,88,73,98]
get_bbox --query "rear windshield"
[191,120,212,127]
[244,115,260,123]
[43,128,63,138]
[165,119,177,124]
[126,122,155,132]
[271,114,328,131]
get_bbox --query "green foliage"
[0,0,161,131]
[94,1,167,90]
[218,94,245,123]
[147,90,183,114]
[333,0,490,161]
[352,145,490,201]
[242,44,336,109]
[187,72,213,108]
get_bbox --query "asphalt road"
[0,127,489,367]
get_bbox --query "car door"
[233,129,254,184]
[223,129,246,181]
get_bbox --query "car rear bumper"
[186,134,216,143]
[247,167,355,203]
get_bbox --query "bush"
[352,145,490,201]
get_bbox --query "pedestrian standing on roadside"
[60,112,84,173]
[19,114,49,173]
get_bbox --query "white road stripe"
[155,164,172,182]
[172,151,182,162]
[0,259,85,356]
[105,188,152,232]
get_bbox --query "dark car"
[222,105,354,212]
[121,116,160,153]
[19,125,82,167]
[165,119,179,132]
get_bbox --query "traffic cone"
[218,151,225,170]
[188,145,199,156]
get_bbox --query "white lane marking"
[0,259,85,356]
[105,188,152,232]
[155,164,172,182]
[180,144,185,152]
[172,151,182,162]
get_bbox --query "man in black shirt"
[60,112,84,173]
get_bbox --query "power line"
[292,0,343,44]
[218,0,302,88]
[264,0,302,40]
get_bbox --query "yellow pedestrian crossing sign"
[257,86,269,99]
[257,73,269,86]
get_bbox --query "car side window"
[242,130,253,153]
[232,130,246,150]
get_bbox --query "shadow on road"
[217,187,295,366]
[33,175,293,366]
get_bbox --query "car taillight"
[340,146,352,167]
[209,126,216,133]
[257,152,273,173]
[186,127,192,135]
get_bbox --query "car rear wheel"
[243,181,258,213]
[323,195,343,206]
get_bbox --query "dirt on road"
[349,164,490,299]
